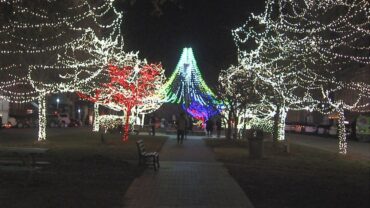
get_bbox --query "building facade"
[0,99,9,125]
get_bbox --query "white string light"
[228,0,370,153]
[0,0,124,141]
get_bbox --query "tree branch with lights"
[78,63,165,141]
[231,0,370,154]
[232,5,317,147]
[274,0,370,154]
[0,0,125,141]
[218,65,259,139]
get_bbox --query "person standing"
[176,112,187,144]
[216,118,222,138]
[186,116,193,139]
[171,114,176,128]
[206,118,214,137]
[150,114,156,136]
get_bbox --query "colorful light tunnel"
[160,47,223,122]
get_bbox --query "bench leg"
[138,157,147,166]
[24,169,34,186]
[153,156,157,171]
[156,155,160,168]
[138,155,159,171]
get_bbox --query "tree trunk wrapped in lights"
[93,103,100,132]
[37,93,47,141]
[272,105,288,143]
[337,107,347,155]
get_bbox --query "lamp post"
[78,108,81,121]
[56,98,60,111]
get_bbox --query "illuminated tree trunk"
[272,105,280,143]
[93,103,100,132]
[37,93,47,141]
[279,107,287,141]
[337,107,347,155]
[141,114,145,127]
[123,107,132,142]
[233,115,239,140]
[273,105,288,148]
[226,106,233,140]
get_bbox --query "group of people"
[150,112,191,144]
[176,113,223,143]
[150,112,223,144]
[205,117,222,138]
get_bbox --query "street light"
[56,98,60,110]
[78,108,81,121]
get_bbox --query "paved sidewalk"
[123,136,254,208]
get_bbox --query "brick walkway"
[123,136,254,208]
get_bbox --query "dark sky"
[119,0,265,87]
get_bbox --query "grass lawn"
[0,127,167,208]
[205,138,370,208]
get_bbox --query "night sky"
[119,0,265,87]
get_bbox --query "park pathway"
[122,135,254,208]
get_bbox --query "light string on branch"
[0,0,126,141]
[226,0,370,153]
[78,62,165,141]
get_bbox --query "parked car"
[47,114,60,127]
[303,124,317,134]
[286,122,315,133]
[2,117,17,128]
[317,125,330,135]
[328,123,354,139]
[58,113,70,127]
[16,121,30,128]
[16,118,33,128]
[328,125,338,136]
[285,122,304,133]
[294,124,304,133]
[68,119,81,127]
[3,121,13,128]
[356,115,370,142]
[285,122,297,132]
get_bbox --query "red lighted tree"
[79,63,164,141]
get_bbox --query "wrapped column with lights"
[37,93,47,141]
[337,107,347,155]
[93,103,100,132]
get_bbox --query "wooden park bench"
[0,147,50,185]
[136,140,160,171]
